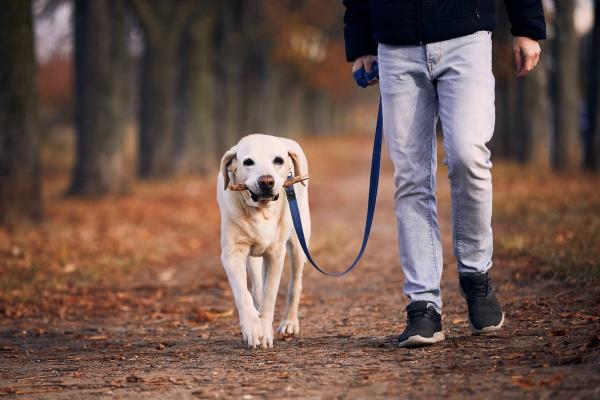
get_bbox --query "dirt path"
[1,135,599,399]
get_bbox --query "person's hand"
[352,55,378,85]
[513,37,541,78]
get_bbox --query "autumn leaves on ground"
[1,134,600,399]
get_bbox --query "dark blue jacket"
[343,0,546,61]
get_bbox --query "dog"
[217,134,310,348]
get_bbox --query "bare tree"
[129,0,196,179]
[68,0,132,196]
[0,0,43,225]
[585,0,600,171]
[515,42,550,167]
[174,1,219,173]
[551,0,581,170]
[212,0,274,151]
[491,0,518,159]
[212,0,246,154]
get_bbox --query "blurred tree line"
[70,0,350,188]
[1,0,600,225]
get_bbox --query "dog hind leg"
[278,234,306,337]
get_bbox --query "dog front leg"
[259,248,286,348]
[246,257,263,310]
[221,248,263,348]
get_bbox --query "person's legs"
[435,31,504,334]
[378,43,444,311]
[435,31,495,275]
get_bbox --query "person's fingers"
[532,52,540,69]
[519,52,534,77]
[352,58,363,73]
[514,47,523,75]
[351,55,377,83]
[364,57,373,73]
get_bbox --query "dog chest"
[247,222,283,257]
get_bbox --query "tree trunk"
[130,0,195,179]
[490,0,518,159]
[138,41,178,178]
[213,0,245,154]
[284,81,308,136]
[305,90,330,135]
[69,0,131,196]
[174,2,217,174]
[586,0,600,171]
[0,0,43,225]
[551,0,581,170]
[262,65,288,135]
[515,42,550,167]
[239,0,269,135]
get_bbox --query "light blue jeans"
[378,31,495,311]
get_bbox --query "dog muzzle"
[249,189,280,202]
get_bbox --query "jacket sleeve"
[343,0,377,62]
[504,0,547,40]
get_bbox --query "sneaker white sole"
[469,311,505,335]
[398,332,445,348]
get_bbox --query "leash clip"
[285,172,296,199]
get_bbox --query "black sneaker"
[459,272,505,335]
[397,301,445,348]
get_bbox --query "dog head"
[220,134,306,207]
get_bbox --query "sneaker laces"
[462,276,491,298]
[407,306,435,323]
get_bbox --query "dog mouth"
[249,189,279,202]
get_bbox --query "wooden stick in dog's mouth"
[227,175,309,192]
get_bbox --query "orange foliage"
[264,0,352,97]
[0,175,221,316]
[37,55,73,108]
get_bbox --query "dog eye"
[273,157,284,165]
[243,159,254,167]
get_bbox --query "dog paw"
[240,311,264,349]
[260,319,274,349]
[277,318,300,338]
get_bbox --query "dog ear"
[287,151,307,186]
[220,146,237,190]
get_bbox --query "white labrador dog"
[217,134,310,348]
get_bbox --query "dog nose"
[258,175,275,191]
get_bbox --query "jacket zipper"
[416,0,423,44]
[473,0,480,20]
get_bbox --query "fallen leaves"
[86,335,108,340]
[126,375,143,384]
[0,135,598,399]
[587,334,600,349]
[511,374,563,389]
[0,177,221,315]
[192,307,234,323]
[549,329,567,337]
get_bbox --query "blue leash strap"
[285,96,383,277]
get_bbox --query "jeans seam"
[427,128,439,285]
[454,185,463,266]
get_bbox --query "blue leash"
[285,62,382,276]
